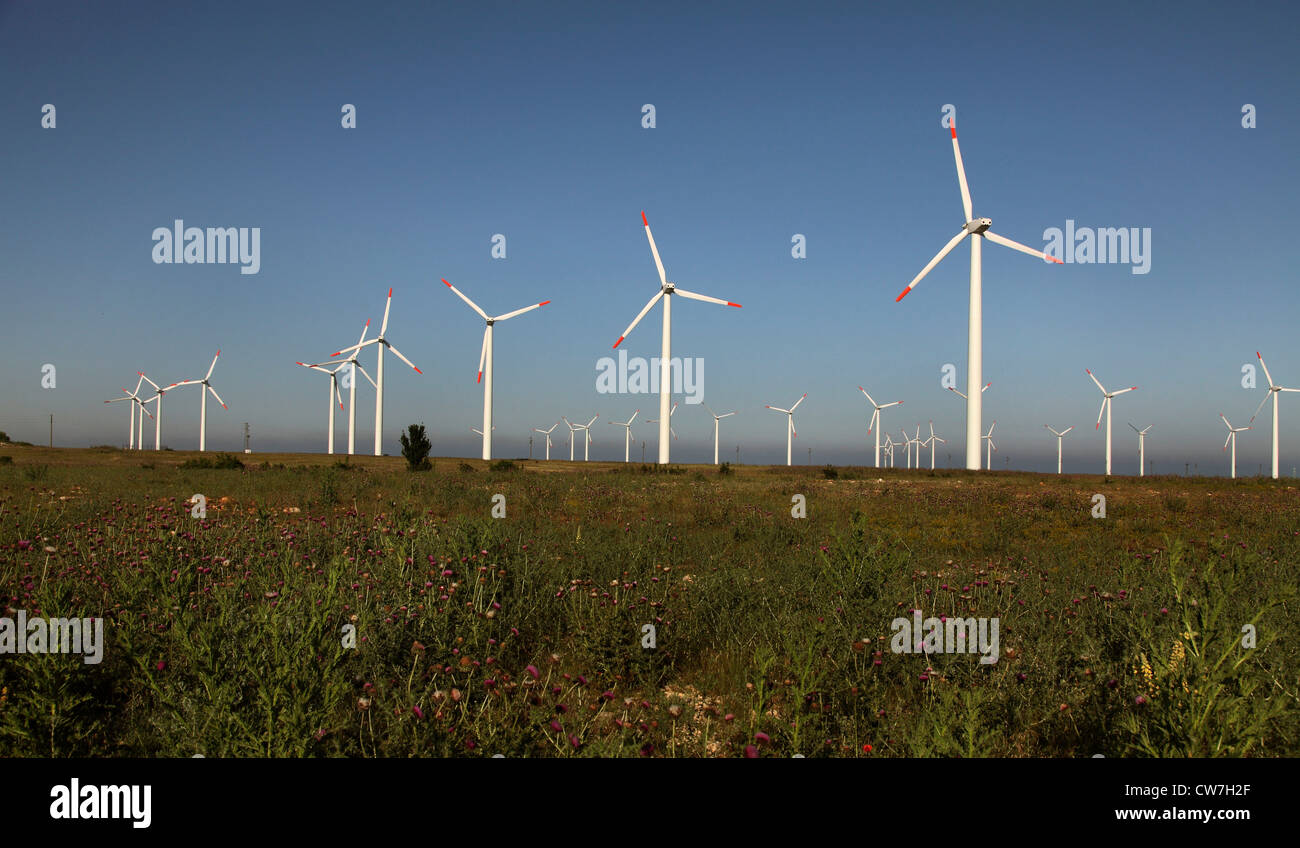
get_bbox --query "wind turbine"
[332,288,422,456]
[104,376,148,449]
[982,421,997,470]
[136,372,174,451]
[610,410,640,463]
[1128,423,1153,477]
[948,382,991,400]
[1221,414,1251,479]
[564,415,598,461]
[333,319,377,456]
[900,427,913,469]
[765,394,805,466]
[613,211,742,464]
[1045,425,1074,474]
[925,420,945,470]
[167,350,227,452]
[295,359,347,454]
[858,386,902,468]
[533,422,559,461]
[883,433,896,468]
[703,404,737,465]
[443,279,551,461]
[645,404,678,448]
[894,118,1064,470]
[1250,352,1298,479]
[1087,369,1137,476]
[909,426,924,468]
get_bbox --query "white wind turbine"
[982,421,997,470]
[894,118,1064,470]
[333,319,378,456]
[925,420,946,470]
[332,288,422,456]
[613,211,742,464]
[900,428,913,469]
[136,372,175,451]
[909,426,924,469]
[296,359,347,454]
[1087,369,1137,476]
[1045,425,1074,474]
[1250,352,1298,479]
[1220,414,1251,479]
[564,415,598,461]
[883,433,896,468]
[610,410,640,463]
[703,404,737,465]
[1128,423,1153,477]
[948,382,991,401]
[533,422,560,461]
[167,350,227,452]
[858,386,902,468]
[766,394,805,466]
[443,278,551,461]
[104,377,153,450]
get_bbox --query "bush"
[180,453,244,470]
[22,465,49,482]
[822,465,838,480]
[490,460,517,473]
[0,431,8,442]
[399,424,432,472]
[0,455,12,465]
[718,462,732,476]
[458,462,476,473]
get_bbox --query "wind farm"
[3,2,1298,772]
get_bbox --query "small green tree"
[400,423,432,471]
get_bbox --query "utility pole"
[641,441,645,463]
[1185,462,1189,476]
[49,414,53,448]
[243,423,250,453]
[529,436,533,460]
[808,447,812,465]
[735,445,739,464]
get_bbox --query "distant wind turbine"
[765,394,805,466]
[1128,423,1153,477]
[1087,369,1137,476]
[1045,425,1074,474]
[703,404,737,465]
[1250,352,1298,479]
[1220,414,1251,479]
[982,421,997,470]
[533,422,560,461]
[167,350,227,452]
[609,410,640,462]
[332,288,422,456]
[858,386,902,468]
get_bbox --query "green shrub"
[399,424,432,472]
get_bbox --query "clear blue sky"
[2,1,1297,474]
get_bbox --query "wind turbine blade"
[950,123,974,223]
[378,287,394,336]
[586,415,598,427]
[766,406,790,414]
[1128,422,1139,433]
[1224,432,1232,451]
[494,300,551,322]
[858,387,877,407]
[355,318,371,349]
[868,408,879,434]
[1256,352,1275,388]
[1086,369,1107,395]
[719,412,736,418]
[205,350,221,380]
[1095,398,1107,429]
[642,211,668,287]
[985,231,1063,264]
[206,385,227,409]
[613,290,664,348]
[1249,392,1271,422]
[442,279,489,320]
[137,373,160,391]
[1062,426,1074,435]
[332,338,380,357]
[334,382,344,409]
[673,288,742,308]
[477,327,488,383]
[354,362,378,389]
[895,230,969,301]
[703,403,716,418]
[949,386,966,399]
[386,343,422,374]
[1112,387,1137,396]
[790,393,807,412]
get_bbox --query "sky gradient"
[1,1,1297,474]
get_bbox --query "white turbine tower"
[443,279,551,461]
[136,395,157,449]
[1087,369,1137,476]
[858,386,902,468]
[925,420,946,470]
[104,376,149,449]
[136,372,175,451]
[564,415,598,461]
[1250,352,1298,479]
[167,350,227,452]
[895,118,1064,470]
[296,359,347,454]
[765,394,805,466]
[533,422,560,461]
[612,211,742,464]
[332,288,422,456]
[900,428,913,469]
[982,421,997,470]
[1220,414,1251,479]
[909,426,924,469]
[1128,423,1153,477]
[610,410,640,463]
[333,319,377,456]
[1045,425,1074,474]
[703,404,737,465]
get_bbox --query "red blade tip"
[442,279,451,287]
[613,337,624,349]
[641,211,648,226]
[895,288,911,302]
[950,125,957,139]
[477,372,482,383]
[413,367,423,375]
[539,300,551,306]
[727,302,741,308]
[387,287,393,297]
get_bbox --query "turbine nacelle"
[965,217,992,234]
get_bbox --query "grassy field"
[1,444,1297,757]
